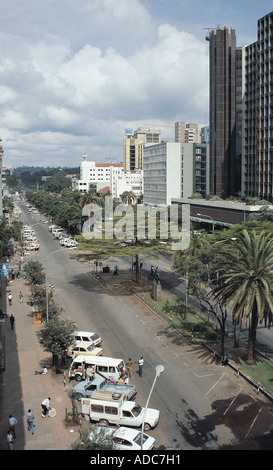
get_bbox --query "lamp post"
[197,213,214,231]
[141,364,164,450]
[45,247,74,322]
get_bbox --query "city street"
[15,203,273,449]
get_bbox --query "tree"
[173,235,229,353]
[79,190,101,208]
[71,427,115,450]
[28,284,61,321]
[120,191,136,205]
[24,260,44,285]
[212,229,273,364]
[37,317,77,365]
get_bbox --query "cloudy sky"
[1,0,273,168]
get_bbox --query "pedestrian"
[120,368,126,378]
[26,409,35,434]
[8,293,12,306]
[221,355,229,367]
[19,291,23,303]
[126,358,136,378]
[113,265,118,275]
[41,397,51,417]
[138,356,144,377]
[9,415,17,438]
[9,314,15,331]
[6,430,14,450]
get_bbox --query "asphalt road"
[20,203,273,450]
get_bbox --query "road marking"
[194,372,217,378]
[204,374,225,397]
[222,388,242,416]
[245,407,262,439]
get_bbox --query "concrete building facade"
[143,142,208,206]
[123,127,161,171]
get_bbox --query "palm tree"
[212,229,273,364]
[120,191,136,205]
[79,190,101,208]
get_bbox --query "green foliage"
[23,260,44,285]
[37,317,77,360]
[71,427,115,450]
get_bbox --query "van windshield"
[131,404,142,417]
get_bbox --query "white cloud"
[0,0,209,167]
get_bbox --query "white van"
[81,391,160,431]
[74,331,102,347]
[69,355,125,382]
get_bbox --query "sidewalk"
[0,259,81,450]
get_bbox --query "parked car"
[88,426,155,450]
[74,331,102,346]
[67,341,103,358]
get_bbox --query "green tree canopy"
[37,317,77,363]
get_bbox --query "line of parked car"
[21,225,40,251]
[49,224,78,247]
[68,330,159,450]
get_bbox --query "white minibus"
[69,355,125,382]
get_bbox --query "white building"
[110,168,143,200]
[74,155,123,193]
[143,142,207,206]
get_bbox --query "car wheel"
[76,393,83,401]
[75,374,82,382]
[144,423,151,431]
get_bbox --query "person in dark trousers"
[9,314,15,331]
[221,355,229,367]
[41,397,51,417]
[138,356,144,377]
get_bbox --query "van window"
[105,406,118,415]
[91,404,103,413]
[97,366,109,373]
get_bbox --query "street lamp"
[197,213,214,231]
[141,364,164,450]
[45,247,74,322]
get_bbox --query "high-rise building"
[143,142,207,206]
[175,122,201,143]
[243,12,273,200]
[209,27,237,198]
[123,127,161,171]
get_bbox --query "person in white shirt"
[7,430,14,450]
[138,356,144,377]
[8,415,17,438]
[41,397,51,417]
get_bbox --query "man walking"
[9,314,15,331]
[9,415,17,438]
[26,409,35,434]
[138,356,144,377]
[6,430,14,450]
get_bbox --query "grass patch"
[136,290,218,343]
[235,355,273,394]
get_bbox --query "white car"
[88,426,155,451]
